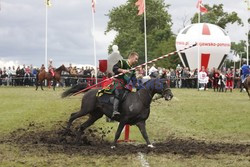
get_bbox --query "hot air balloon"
[176,23,231,70]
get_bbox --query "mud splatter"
[1,122,250,157]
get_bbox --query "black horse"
[62,79,173,148]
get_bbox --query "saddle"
[96,89,130,105]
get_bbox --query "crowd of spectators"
[0,63,243,90]
[0,64,97,87]
[135,64,242,91]
[0,64,37,87]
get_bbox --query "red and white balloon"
[176,23,231,70]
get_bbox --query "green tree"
[191,4,243,29]
[227,40,247,68]
[105,0,178,68]
[231,40,246,56]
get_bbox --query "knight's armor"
[110,60,136,118]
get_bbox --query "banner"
[99,60,107,73]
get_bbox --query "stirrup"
[112,111,120,118]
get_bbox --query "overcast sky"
[0,0,249,68]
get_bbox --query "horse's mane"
[142,78,167,86]
[55,65,64,72]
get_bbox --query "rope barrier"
[72,43,197,96]
[0,76,101,80]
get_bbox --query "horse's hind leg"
[41,82,44,91]
[35,81,39,90]
[136,121,153,148]
[67,111,88,129]
[76,113,103,142]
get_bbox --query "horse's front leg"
[136,121,153,148]
[246,87,250,98]
[53,79,57,91]
[58,80,64,89]
[111,122,126,149]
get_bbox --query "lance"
[72,43,197,96]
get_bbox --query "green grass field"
[0,86,250,167]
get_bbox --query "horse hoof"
[147,144,154,148]
[111,145,116,149]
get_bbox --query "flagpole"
[197,3,201,89]
[247,4,249,65]
[45,3,48,71]
[244,0,249,65]
[143,0,148,75]
[91,4,97,84]
[197,36,200,89]
[240,52,242,68]
[198,5,201,23]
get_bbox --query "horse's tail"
[61,83,89,98]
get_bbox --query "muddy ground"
[1,122,250,158]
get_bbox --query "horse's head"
[143,78,173,100]
[157,79,173,101]
[162,88,173,101]
[61,64,69,72]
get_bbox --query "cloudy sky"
[0,0,249,68]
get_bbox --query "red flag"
[92,0,96,13]
[99,60,107,73]
[196,0,208,13]
[199,4,208,13]
[135,0,144,15]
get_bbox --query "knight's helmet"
[49,59,53,64]
[107,45,123,74]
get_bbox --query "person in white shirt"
[198,66,208,90]
[149,64,158,78]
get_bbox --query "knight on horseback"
[110,52,139,119]
[241,61,250,83]
[48,59,55,77]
